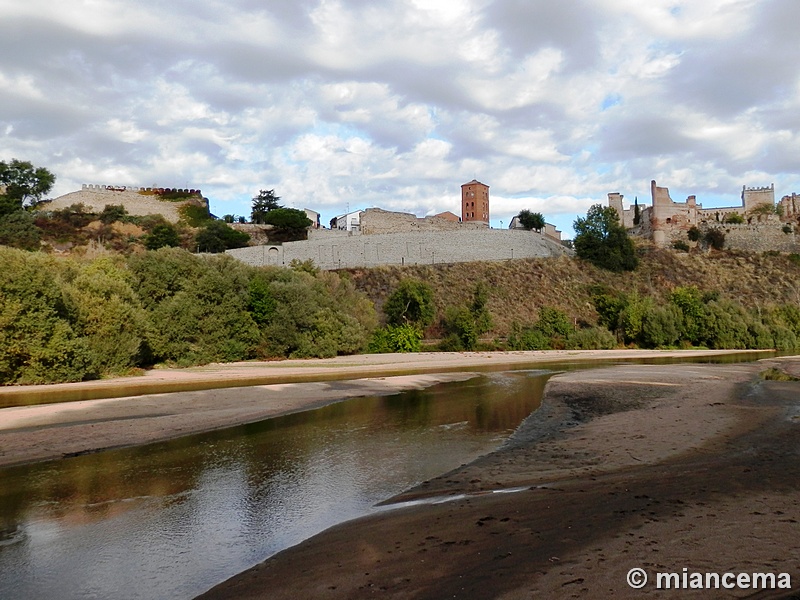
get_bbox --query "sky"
[2,0,800,237]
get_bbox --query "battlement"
[743,184,774,193]
[81,184,202,195]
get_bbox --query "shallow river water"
[0,370,550,600]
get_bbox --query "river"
[0,369,550,600]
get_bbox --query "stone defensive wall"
[360,208,486,235]
[227,229,571,270]
[704,222,799,253]
[40,185,205,223]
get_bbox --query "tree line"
[0,247,376,385]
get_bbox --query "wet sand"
[0,349,754,468]
[199,357,800,600]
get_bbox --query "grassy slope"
[345,246,800,337]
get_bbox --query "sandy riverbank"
[0,349,762,469]
[199,356,800,600]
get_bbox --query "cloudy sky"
[3,0,800,236]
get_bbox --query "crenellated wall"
[41,185,206,223]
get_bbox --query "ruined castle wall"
[227,229,571,270]
[741,185,774,212]
[703,222,800,253]
[780,194,800,219]
[360,208,486,235]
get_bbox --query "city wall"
[227,229,571,270]
[360,208,486,235]
[705,222,799,253]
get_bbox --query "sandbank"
[198,356,800,600]
[0,349,763,469]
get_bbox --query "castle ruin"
[609,180,799,251]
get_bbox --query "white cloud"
[2,0,799,236]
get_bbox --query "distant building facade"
[461,180,489,223]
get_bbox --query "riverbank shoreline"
[198,356,800,600]
[0,350,766,469]
[0,349,767,408]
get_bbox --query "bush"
[384,279,436,327]
[704,229,726,250]
[195,220,250,253]
[144,223,181,250]
[128,249,260,363]
[63,256,151,374]
[507,324,551,350]
[178,203,212,227]
[687,226,701,242]
[783,224,793,235]
[256,269,376,359]
[724,213,744,224]
[99,204,129,224]
[440,283,492,351]
[566,327,617,350]
[0,211,41,250]
[368,324,423,353]
[672,240,690,252]
[0,248,95,384]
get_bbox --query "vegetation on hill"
[573,204,638,272]
[0,247,376,384]
[346,247,800,351]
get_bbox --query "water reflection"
[0,370,548,600]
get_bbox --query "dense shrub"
[440,283,492,351]
[368,324,423,353]
[144,223,181,250]
[195,220,250,253]
[384,279,436,327]
[62,256,151,374]
[128,249,260,364]
[565,327,617,350]
[0,248,94,384]
[704,229,726,250]
[0,211,41,250]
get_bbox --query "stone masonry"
[609,180,800,251]
[41,185,207,223]
[227,229,570,270]
[360,208,486,235]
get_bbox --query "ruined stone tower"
[461,180,489,223]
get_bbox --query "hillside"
[43,186,207,224]
[345,246,800,336]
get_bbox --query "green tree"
[99,204,129,224]
[517,209,546,232]
[0,211,41,250]
[195,220,250,253]
[441,283,493,351]
[383,279,436,328]
[251,189,282,224]
[264,207,312,230]
[144,223,181,250]
[573,204,638,272]
[633,197,640,225]
[0,159,56,215]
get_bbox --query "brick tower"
[461,180,489,223]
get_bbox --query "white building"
[332,210,364,232]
